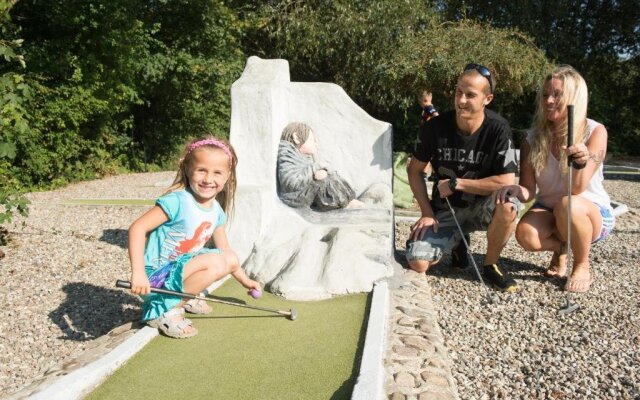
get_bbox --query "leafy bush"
[242,0,551,151]
[442,0,640,156]
[5,0,245,191]
[0,0,246,225]
[1,0,30,227]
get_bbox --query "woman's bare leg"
[515,208,566,275]
[554,196,602,291]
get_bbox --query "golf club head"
[288,309,298,321]
[558,301,580,315]
[481,293,498,306]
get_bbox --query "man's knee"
[408,259,433,273]
[492,202,519,224]
[405,240,443,272]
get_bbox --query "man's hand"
[438,179,454,198]
[493,184,523,204]
[410,216,438,241]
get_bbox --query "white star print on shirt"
[498,140,517,168]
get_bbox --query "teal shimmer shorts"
[141,249,221,321]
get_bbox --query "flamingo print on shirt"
[149,221,214,288]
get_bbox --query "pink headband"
[188,139,233,164]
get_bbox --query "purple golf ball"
[250,289,262,299]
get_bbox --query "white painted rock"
[227,56,394,300]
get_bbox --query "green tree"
[0,0,30,227]
[6,0,245,190]
[441,0,640,155]
[130,0,245,166]
[238,0,550,150]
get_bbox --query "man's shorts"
[406,196,522,264]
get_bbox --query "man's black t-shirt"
[413,109,518,210]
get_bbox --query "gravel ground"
[1,172,639,398]
[395,178,640,400]
[0,171,174,397]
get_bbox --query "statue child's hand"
[314,169,328,180]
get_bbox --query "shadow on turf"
[99,228,128,249]
[49,282,141,341]
[191,315,283,320]
[207,295,248,304]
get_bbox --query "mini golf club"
[558,105,580,316]
[444,197,498,305]
[116,280,298,321]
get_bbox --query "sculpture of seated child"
[277,122,365,211]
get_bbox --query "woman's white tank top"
[526,119,612,211]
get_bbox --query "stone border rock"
[384,271,460,400]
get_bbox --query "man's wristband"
[448,177,457,192]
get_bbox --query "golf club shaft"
[561,105,577,313]
[115,280,294,318]
[444,197,493,296]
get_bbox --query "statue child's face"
[298,130,318,157]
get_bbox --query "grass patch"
[87,279,370,400]
[63,199,154,206]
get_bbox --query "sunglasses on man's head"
[464,63,493,94]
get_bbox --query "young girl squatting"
[128,136,261,338]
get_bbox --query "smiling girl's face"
[187,147,231,207]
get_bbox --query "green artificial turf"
[64,198,154,206]
[87,279,370,400]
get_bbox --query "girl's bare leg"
[182,253,233,295]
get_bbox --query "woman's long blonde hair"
[529,65,589,174]
[165,135,238,218]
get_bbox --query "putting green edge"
[63,199,154,206]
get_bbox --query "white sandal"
[148,308,198,339]
[183,298,212,314]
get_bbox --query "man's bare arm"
[456,173,516,196]
[407,157,434,217]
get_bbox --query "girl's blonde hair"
[165,135,238,218]
[529,65,589,174]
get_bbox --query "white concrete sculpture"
[226,56,394,300]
